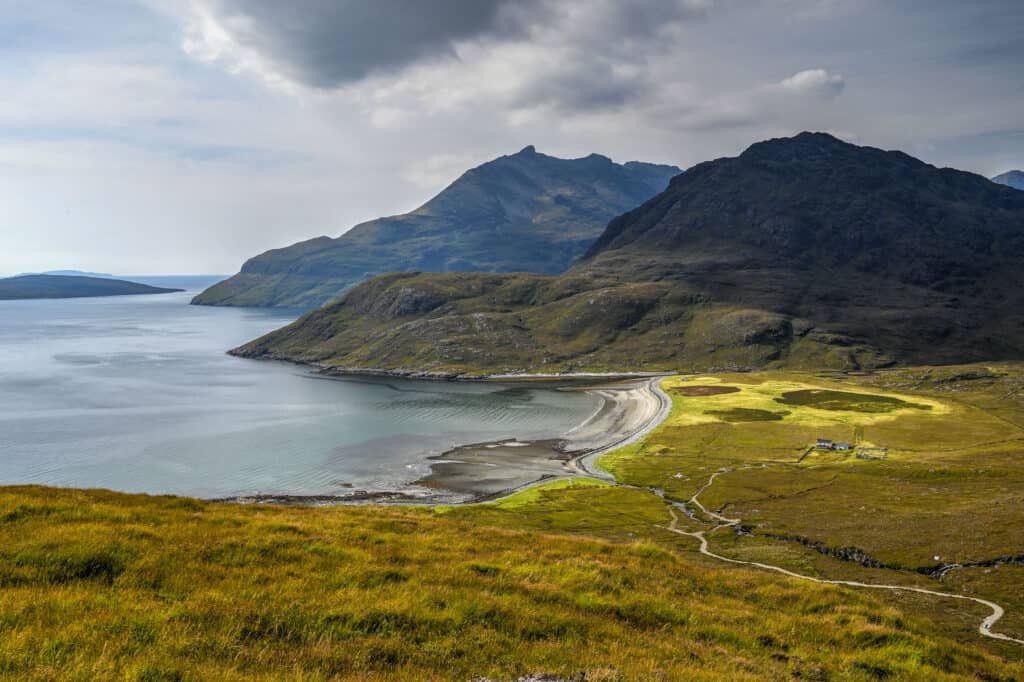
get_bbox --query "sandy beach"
[413,376,671,502]
[215,375,672,506]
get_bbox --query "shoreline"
[228,351,669,383]
[214,373,673,507]
[456,376,674,504]
[570,376,673,479]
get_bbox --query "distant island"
[0,274,183,300]
[16,269,116,278]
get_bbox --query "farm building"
[814,439,853,452]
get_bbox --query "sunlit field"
[0,364,1022,679]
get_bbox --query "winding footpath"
[510,375,1022,647]
[662,469,1024,646]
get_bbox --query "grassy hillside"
[1,364,1023,679]
[0,483,1019,681]
[230,270,893,375]
[231,133,1024,374]
[193,148,679,308]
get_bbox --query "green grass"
[486,477,612,510]
[0,484,1020,681]
[1,364,1023,679]
[601,366,1024,661]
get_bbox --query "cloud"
[3,1,1024,275]
[630,68,848,135]
[179,0,715,110]
[181,0,537,88]
[174,2,850,132]
[511,58,653,114]
[779,68,846,99]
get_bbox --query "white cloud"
[779,68,846,99]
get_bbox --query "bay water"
[0,279,598,499]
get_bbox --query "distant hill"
[16,270,115,278]
[993,170,1024,190]
[232,133,1024,375]
[192,146,680,308]
[0,275,183,300]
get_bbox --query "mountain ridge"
[233,132,1024,374]
[193,148,680,308]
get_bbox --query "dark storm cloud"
[194,0,541,87]
[188,0,715,93]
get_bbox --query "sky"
[1,0,1022,276]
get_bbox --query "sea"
[0,277,599,499]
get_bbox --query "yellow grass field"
[1,363,1023,680]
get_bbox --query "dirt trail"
[494,376,1023,647]
[662,470,1024,647]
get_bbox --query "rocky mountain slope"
[993,170,1024,190]
[233,133,1024,374]
[193,147,679,308]
[0,275,182,300]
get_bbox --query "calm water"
[0,280,599,499]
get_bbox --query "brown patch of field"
[706,408,789,422]
[672,385,741,397]
[775,388,929,413]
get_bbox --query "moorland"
[1,362,1022,680]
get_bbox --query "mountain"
[16,269,116,278]
[0,275,183,300]
[232,133,1024,375]
[192,147,680,308]
[993,170,1024,190]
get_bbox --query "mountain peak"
[585,129,1024,266]
[193,147,680,308]
[993,170,1024,190]
[233,134,1024,374]
[739,131,855,162]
